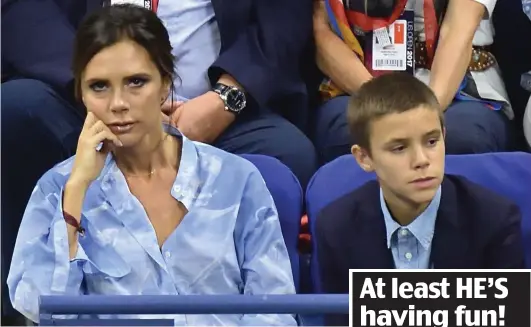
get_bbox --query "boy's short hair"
[347,72,444,151]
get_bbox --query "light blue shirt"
[380,186,441,269]
[158,0,221,100]
[7,125,296,326]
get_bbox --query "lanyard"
[144,0,159,13]
[105,0,158,13]
[345,0,408,32]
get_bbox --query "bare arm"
[63,180,89,259]
[429,0,486,110]
[313,1,372,95]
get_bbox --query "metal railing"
[39,294,349,326]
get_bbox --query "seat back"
[306,152,531,292]
[241,154,303,291]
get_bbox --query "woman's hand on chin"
[69,112,122,187]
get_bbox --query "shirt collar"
[380,186,441,250]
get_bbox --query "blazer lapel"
[348,199,395,269]
[210,0,223,25]
[431,177,473,268]
[211,0,221,13]
[210,0,227,50]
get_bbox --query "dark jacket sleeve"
[486,203,526,269]
[208,0,313,113]
[2,0,76,95]
[316,209,350,327]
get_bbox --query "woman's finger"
[88,120,107,135]
[83,112,99,129]
[99,140,116,154]
[91,129,123,148]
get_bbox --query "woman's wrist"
[66,176,90,194]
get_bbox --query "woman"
[311,0,516,162]
[7,4,296,325]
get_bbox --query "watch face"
[226,88,246,112]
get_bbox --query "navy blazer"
[1,0,312,116]
[316,174,525,326]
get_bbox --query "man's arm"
[313,0,372,95]
[429,0,488,110]
[2,0,77,96]
[208,0,313,113]
[314,25,372,95]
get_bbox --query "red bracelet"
[63,211,85,236]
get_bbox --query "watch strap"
[213,83,230,95]
[213,83,246,114]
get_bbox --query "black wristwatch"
[212,83,247,114]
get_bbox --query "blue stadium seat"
[241,154,303,291]
[38,294,349,326]
[306,152,531,294]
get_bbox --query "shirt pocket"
[80,231,132,279]
[79,214,133,279]
[82,250,132,295]
[82,255,131,278]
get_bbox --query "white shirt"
[157,0,222,100]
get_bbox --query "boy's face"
[353,106,445,206]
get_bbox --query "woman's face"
[80,39,169,147]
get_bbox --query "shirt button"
[165,251,171,259]
[173,185,181,193]
[405,252,413,260]
[400,229,408,236]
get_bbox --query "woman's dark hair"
[72,4,175,99]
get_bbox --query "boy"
[315,72,524,326]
